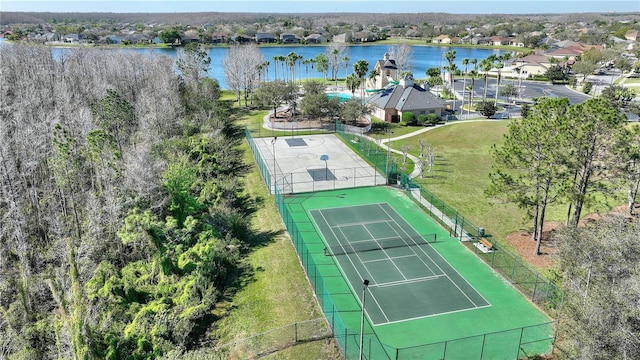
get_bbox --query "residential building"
[367,73,446,123]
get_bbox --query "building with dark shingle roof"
[369,52,398,90]
[367,74,446,123]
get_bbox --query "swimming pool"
[326,92,353,102]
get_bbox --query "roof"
[375,58,397,70]
[367,83,446,112]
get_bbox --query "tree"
[476,101,497,118]
[618,125,640,216]
[387,44,414,73]
[339,98,370,126]
[461,58,469,112]
[479,58,493,101]
[564,98,628,226]
[223,44,265,106]
[556,217,640,359]
[252,80,298,118]
[487,98,570,254]
[327,42,347,85]
[600,84,634,111]
[315,53,329,84]
[571,60,598,83]
[176,42,212,87]
[545,65,568,83]
[345,74,361,95]
[353,59,369,98]
[91,88,135,153]
[444,50,456,87]
[159,28,181,45]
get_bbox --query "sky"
[1,0,638,14]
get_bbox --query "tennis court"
[311,203,489,325]
[284,187,554,359]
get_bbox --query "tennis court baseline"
[311,203,490,326]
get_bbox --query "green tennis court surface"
[285,187,554,359]
[311,203,489,325]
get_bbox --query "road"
[443,76,593,118]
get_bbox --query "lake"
[130,44,503,89]
[39,43,503,89]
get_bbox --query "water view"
[133,44,503,89]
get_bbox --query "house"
[280,33,301,44]
[256,32,277,44]
[232,34,254,43]
[471,37,492,45]
[182,29,200,44]
[511,54,552,78]
[210,32,226,44]
[305,33,327,44]
[368,52,398,90]
[432,34,452,44]
[546,43,601,61]
[367,74,447,123]
[488,36,510,46]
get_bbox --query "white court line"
[373,274,445,288]
[378,203,491,309]
[377,303,493,327]
[318,209,392,323]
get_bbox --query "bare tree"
[223,44,265,106]
[326,42,348,86]
[387,43,414,74]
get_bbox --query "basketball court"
[252,134,386,194]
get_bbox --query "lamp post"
[359,279,370,360]
[271,137,277,191]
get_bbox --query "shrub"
[402,112,417,126]
[417,114,428,126]
[426,113,439,126]
[582,82,593,94]
[476,101,497,119]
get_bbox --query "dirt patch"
[504,204,637,271]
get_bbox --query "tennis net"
[324,234,437,256]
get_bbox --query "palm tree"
[353,59,369,98]
[469,59,478,112]
[493,55,504,106]
[331,48,339,87]
[277,55,287,82]
[444,50,457,86]
[343,56,350,80]
[272,56,279,80]
[286,52,297,83]
[461,58,469,114]
[479,58,493,102]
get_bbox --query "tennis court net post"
[324,234,437,256]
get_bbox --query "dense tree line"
[0,44,251,358]
[487,97,640,255]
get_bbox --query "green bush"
[582,82,593,94]
[426,113,439,126]
[417,115,428,126]
[402,112,417,126]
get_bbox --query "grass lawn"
[391,120,621,243]
[211,94,341,359]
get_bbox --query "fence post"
[294,322,298,343]
[516,327,525,359]
[480,333,487,360]
[532,273,540,302]
[511,256,518,283]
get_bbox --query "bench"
[479,237,494,251]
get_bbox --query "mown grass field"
[392,120,625,242]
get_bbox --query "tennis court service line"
[378,203,491,309]
[373,274,444,288]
